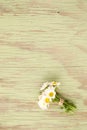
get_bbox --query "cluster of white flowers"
[38,81,61,110]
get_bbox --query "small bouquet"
[38,81,77,113]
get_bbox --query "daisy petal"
[40,82,49,91]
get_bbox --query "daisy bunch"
[38,81,77,113]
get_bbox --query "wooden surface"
[0,0,87,130]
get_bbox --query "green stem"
[54,91,77,113]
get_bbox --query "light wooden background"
[0,0,87,130]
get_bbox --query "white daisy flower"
[40,82,49,91]
[38,100,48,110]
[38,95,51,110]
[49,81,61,89]
[51,81,61,86]
[44,87,56,99]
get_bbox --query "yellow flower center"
[45,98,50,103]
[52,81,57,86]
[49,92,54,97]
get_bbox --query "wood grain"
[0,0,87,130]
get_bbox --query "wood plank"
[0,0,87,130]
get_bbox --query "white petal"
[38,100,48,110]
[45,86,55,93]
[57,82,61,86]
[38,95,43,100]
[40,82,49,91]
